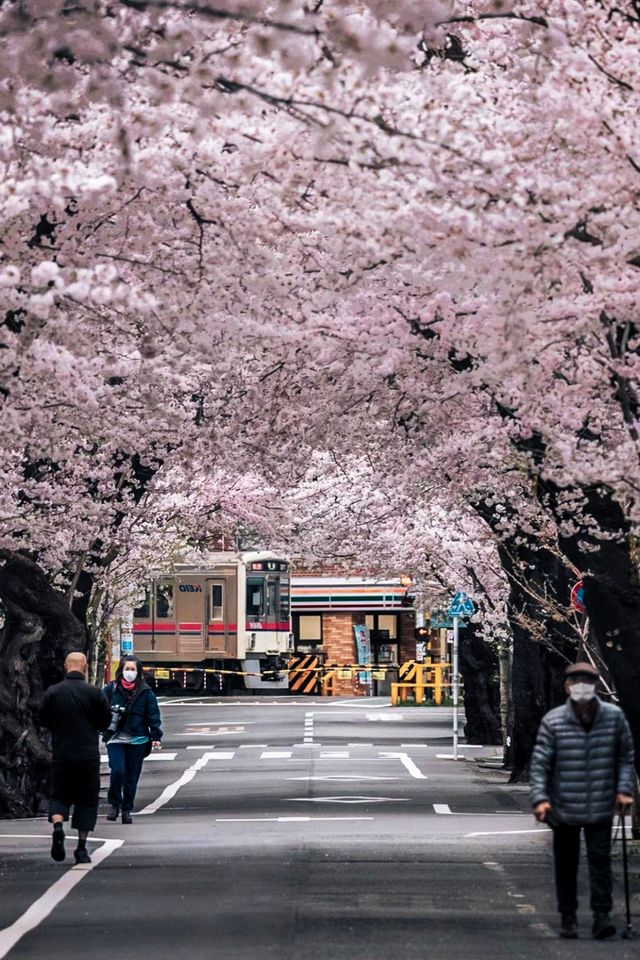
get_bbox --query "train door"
[175,576,206,654]
[206,577,237,657]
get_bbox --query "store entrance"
[365,614,399,695]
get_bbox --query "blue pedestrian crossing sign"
[448,591,475,618]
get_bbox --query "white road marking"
[379,752,428,779]
[137,751,234,814]
[138,754,214,815]
[320,751,350,758]
[260,751,293,759]
[400,744,428,749]
[348,742,373,746]
[239,744,269,748]
[215,816,375,823]
[287,796,409,804]
[185,721,254,726]
[366,714,404,721]
[176,728,244,736]
[100,753,176,762]
[466,829,547,837]
[287,776,400,782]
[433,804,453,815]
[0,839,123,959]
[436,754,468,760]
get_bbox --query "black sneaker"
[121,811,132,824]
[592,912,616,939]
[106,805,119,822]
[560,914,578,939]
[74,848,91,865]
[50,825,66,862]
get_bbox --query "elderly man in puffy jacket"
[530,661,635,940]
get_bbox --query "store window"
[293,614,323,650]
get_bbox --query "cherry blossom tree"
[2,0,640,812]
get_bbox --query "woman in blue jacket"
[103,656,162,823]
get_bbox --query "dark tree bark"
[0,550,85,817]
[459,622,501,745]
[556,488,640,776]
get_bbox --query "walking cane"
[620,808,634,940]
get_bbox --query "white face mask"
[569,682,596,703]
[122,670,137,683]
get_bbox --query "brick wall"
[322,613,367,697]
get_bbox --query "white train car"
[132,552,292,692]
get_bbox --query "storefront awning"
[291,577,410,612]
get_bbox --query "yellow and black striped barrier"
[288,655,322,694]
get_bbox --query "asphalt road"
[0,697,637,959]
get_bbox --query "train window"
[155,583,174,619]
[134,591,150,618]
[280,577,290,621]
[210,583,224,621]
[246,578,264,618]
[266,578,278,620]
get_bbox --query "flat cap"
[564,661,600,680]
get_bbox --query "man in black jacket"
[40,652,111,864]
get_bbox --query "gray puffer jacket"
[530,698,635,825]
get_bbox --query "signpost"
[447,592,475,760]
[570,580,585,613]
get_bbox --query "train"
[131,552,293,693]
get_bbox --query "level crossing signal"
[447,591,475,619]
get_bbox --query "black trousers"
[552,820,613,915]
[106,742,147,812]
[49,758,101,832]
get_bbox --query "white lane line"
[184,721,254,726]
[433,804,453,815]
[379,752,428,780]
[466,829,547,837]
[436,754,468,760]
[215,816,375,823]
[320,752,350,758]
[287,796,409,804]
[260,751,293,759]
[0,839,123,959]
[239,744,268,748]
[348,742,373,746]
[137,751,232,815]
[100,753,177,762]
[137,755,212,815]
[175,730,241,737]
[287,776,400,782]
[400,744,428,749]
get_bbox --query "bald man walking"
[40,653,111,864]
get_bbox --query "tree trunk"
[557,488,640,777]
[0,550,85,817]
[459,622,502,745]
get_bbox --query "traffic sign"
[570,580,585,613]
[448,591,475,618]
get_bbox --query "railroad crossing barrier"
[391,661,452,706]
